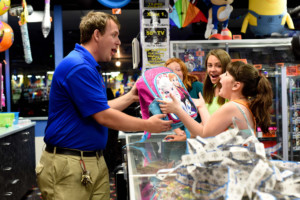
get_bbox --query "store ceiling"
[4,0,300,75]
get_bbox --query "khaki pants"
[36,150,110,200]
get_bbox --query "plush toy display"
[204,0,234,40]
[0,0,10,16]
[241,0,295,37]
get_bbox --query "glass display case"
[288,71,300,160]
[170,38,300,161]
[125,133,187,199]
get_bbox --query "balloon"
[0,21,14,52]
[0,0,10,16]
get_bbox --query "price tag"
[112,9,121,14]
[286,65,297,76]
[253,64,262,69]
[231,59,247,64]
[276,63,284,68]
[233,35,242,40]
[196,50,204,57]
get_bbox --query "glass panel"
[227,41,297,161]
[288,74,300,161]
[131,176,179,199]
[169,38,300,161]
[126,134,186,175]
[170,41,227,72]
[126,133,187,199]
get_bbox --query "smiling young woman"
[158,61,273,139]
[203,49,231,115]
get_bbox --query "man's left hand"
[128,81,139,102]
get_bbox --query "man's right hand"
[145,114,172,133]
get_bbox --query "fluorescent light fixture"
[102,72,120,77]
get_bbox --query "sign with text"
[143,0,166,8]
[142,10,169,26]
[140,0,169,71]
[143,48,168,68]
[286,65,298,76]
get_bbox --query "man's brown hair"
[79,11,120,44]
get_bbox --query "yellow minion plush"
[241,0,294,37]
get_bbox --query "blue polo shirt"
[44,44,110,151]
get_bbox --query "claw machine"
[170,38,300,161]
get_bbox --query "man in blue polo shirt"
[36,11,172,200]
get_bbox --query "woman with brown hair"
[203,49,231,114]
[164,49,231,141]
[164,57,203,138]
[165,57,203,98]
[159,61,273,138]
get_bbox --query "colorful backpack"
[136,66,198,138]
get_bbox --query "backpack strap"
[142,71,158,99]
[231,101,256,135]
[122,132,150,149]
[184,126,191,154]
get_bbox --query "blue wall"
[33,120,47,137]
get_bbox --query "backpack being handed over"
[136,66,198,138]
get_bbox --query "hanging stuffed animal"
[9,0,33,64]
[204,0,234,40]
[241,0,295,37]
[42,0,51,38]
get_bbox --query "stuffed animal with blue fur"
[203,0,234,40]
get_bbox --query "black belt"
[45,145,103,157]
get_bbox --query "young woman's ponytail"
[227,61,273,133]
[249,75,273,133]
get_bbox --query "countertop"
[0,122,36,139]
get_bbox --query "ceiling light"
[115,60,121,67]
